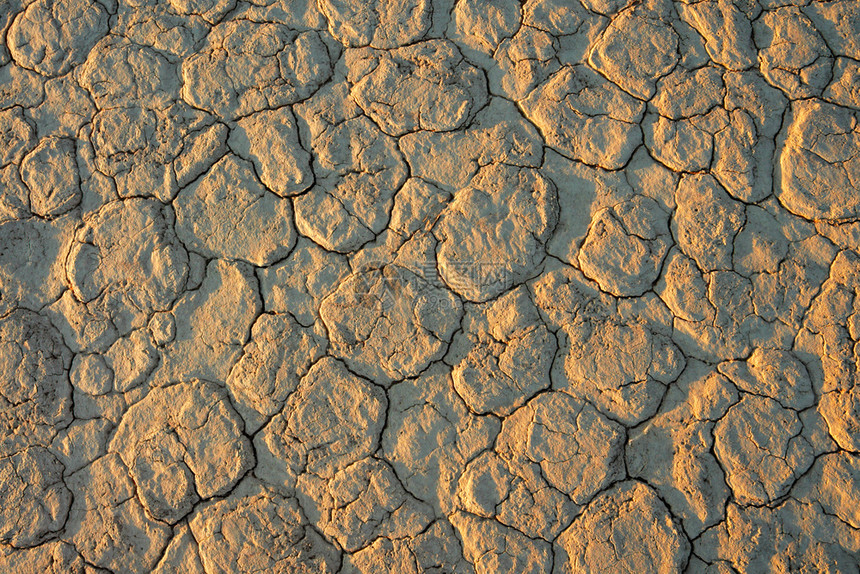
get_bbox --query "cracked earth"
[0,0,859,571]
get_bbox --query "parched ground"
[0,0,859,572]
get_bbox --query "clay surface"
[1,0,859,571]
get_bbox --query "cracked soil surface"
[1,0,860,571]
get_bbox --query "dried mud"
[1,0,859,572]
